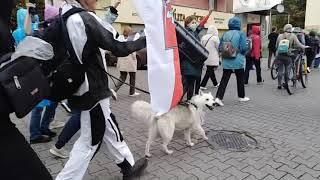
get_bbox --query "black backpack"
[41,7,86,102]
[0,7,85,118]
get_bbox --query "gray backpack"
[221,31,237,59]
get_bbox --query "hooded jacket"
[201,25,220,66]
[219,17,247,69]
[60,3,145,110]
[250,25,261,60]
[12,8,40,45]
[276,24,307,54]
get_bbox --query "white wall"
[305,0,320,30]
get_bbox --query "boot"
[118,158,148,180]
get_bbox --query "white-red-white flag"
[132,0,183,115]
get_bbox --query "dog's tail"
[131,101,154,125]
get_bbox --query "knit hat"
[283,24,293,33]
[45,5,59,21]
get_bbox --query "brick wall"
[171,0,209,10]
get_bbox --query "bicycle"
[270,59,279,80]
[282,49,308,95]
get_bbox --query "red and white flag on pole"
[132,0,183,115]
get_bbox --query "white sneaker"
[307,67,311,73]
[200,86,207,90]
[49,120,65,130]
[214,98,224,106]
[213,83,220,88]
[239,97,250,102]
[49,146,69,159]
[129,92,140,97]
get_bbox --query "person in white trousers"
[55,0,147,179]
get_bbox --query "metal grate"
[207,130,259,152]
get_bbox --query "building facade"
[305,0,320,31]
[96,0,235,35]
[46,0,235,35]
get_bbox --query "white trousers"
[56,98,134,180]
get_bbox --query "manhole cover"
[207,130,259,152]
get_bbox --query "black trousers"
[245,57,262,84]
[0,119,52,180]
[183,75,201,100]
[115,71,136,95]
[200,65,218,87]
[268,49,276,68]
[216,69,245,100]
[306,52,315,68]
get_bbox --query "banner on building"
[233,0,282,13]
[132,0,183,115]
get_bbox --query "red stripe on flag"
[170,48,183,109]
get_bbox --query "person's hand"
[26,2,36,9]
[113,0,121,8]
[209,9,213,16]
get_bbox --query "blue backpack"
[277,35,290,54]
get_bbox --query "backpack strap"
[59,7,85,65]
[204,35,214,47]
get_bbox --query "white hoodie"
[201,25,220,66]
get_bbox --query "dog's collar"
[189,102,198,109]
[179,101,198,109]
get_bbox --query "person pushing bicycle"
[275,24,308,89]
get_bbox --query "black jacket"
[61,6,146,110]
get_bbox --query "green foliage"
[273,0,306,30]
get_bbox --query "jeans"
[30,102,58,140]
[314,57,320,68]
[244,57,262,84]
[216,69,245,100]
[277,55,292,86]
[200,66,218,87]
[114,71,136,95]
[55,109,81,149]
[183,75,201,100]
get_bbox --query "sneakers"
[307,67,311,73]
[257,82,263,85]
[200,86,207,90]
[122,158,148,180]
[30,135,51,144]
[214,98,224,106]
[49,146,69,159]
[213,83,220,88]
[239,97,250,102]
[129,92,140,97]
[277,85,282,90]
[110,89,118,100]
[49,120,66,130]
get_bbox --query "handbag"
[0,55,50,118]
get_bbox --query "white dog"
[131,91,215,157]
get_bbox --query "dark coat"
[180,26,204,77]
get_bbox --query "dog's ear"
[199,89,203,96]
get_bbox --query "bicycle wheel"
[284,67,296,95]
[271,60,278,80]
[300,62,308,88]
